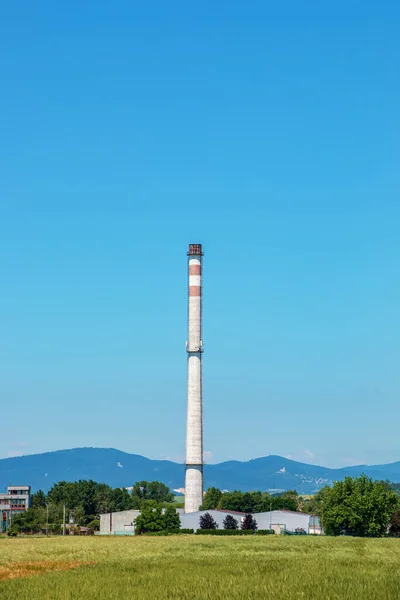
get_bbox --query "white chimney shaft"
[184,243,204,513]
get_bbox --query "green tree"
[200,487,222,510]
[134,503,181,534]
[199,512,218,530]
[253,492,270,513]
[93,483,114,515]
[131,481,173,507]
[389,509,400,537]
[260,490,300,512]
[110,487,133,512]
[7,524,19,537]
[47,480,115,522]
[223,514,239,530]
[218,491,245,512]
[162,505,181,532]
[240,492,258,513]
[79,480,99,518]
[149,481,174,503]
[32,490,47,508]
[87,519,100,531]
[134,505,165,534]
[217,490,265,513]
[275,490,299,512]
[72,505,86,526]
[12,507,46,534]
[47,481,75,507]
[320,475,399,537]
[301,487,330,515]
[241,513,257,531]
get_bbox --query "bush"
[7,525,19,537]
[134,504,181,534]
[199,512,218,530]
[179,528,194,534]
[241,514,258,532]
[257,529,275,535]
[87,519,100,532]
[143,529,194,536]
[163,505,181,532]
[389,510,400,537]
[195,529,254,536]
[223,514,239,530]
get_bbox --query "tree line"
[200,488,302,513]
[8,475,400,537]
[11,479,174,534]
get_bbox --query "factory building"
[179,509,321,535]
[99,508,321,536]
[100,510,140,536]
[0,485,32,533]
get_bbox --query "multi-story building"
[0,485,32,532]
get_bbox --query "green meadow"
[1,535,399,599]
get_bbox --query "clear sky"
[1,1,400,468]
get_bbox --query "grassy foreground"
[1,535,400,599]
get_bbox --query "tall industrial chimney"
[184,243,204,513]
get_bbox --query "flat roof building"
[0,485,32,533]
[99,508,322,536]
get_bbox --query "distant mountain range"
[1,448,400,494]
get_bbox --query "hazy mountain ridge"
[1,447,400,494]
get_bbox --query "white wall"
[99,509,321,535]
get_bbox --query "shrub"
[142,529,194,536]
[195,529,254,536]
[134,504,181,534]
[241,514,258,532]
[179,528,194,534]
[389,510,400,537]
[87,519,100,532]
[199,512,218,530]
[7,525,19,537]
[163,505,181,532]
[223,514,239,530]
[257,529,275,535]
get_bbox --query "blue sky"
[1,1,400,468]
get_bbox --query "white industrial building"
[100,510,140,536]
[99,508,321,536]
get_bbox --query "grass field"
[1,535,400,599]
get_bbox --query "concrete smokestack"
[184,243,204,513]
